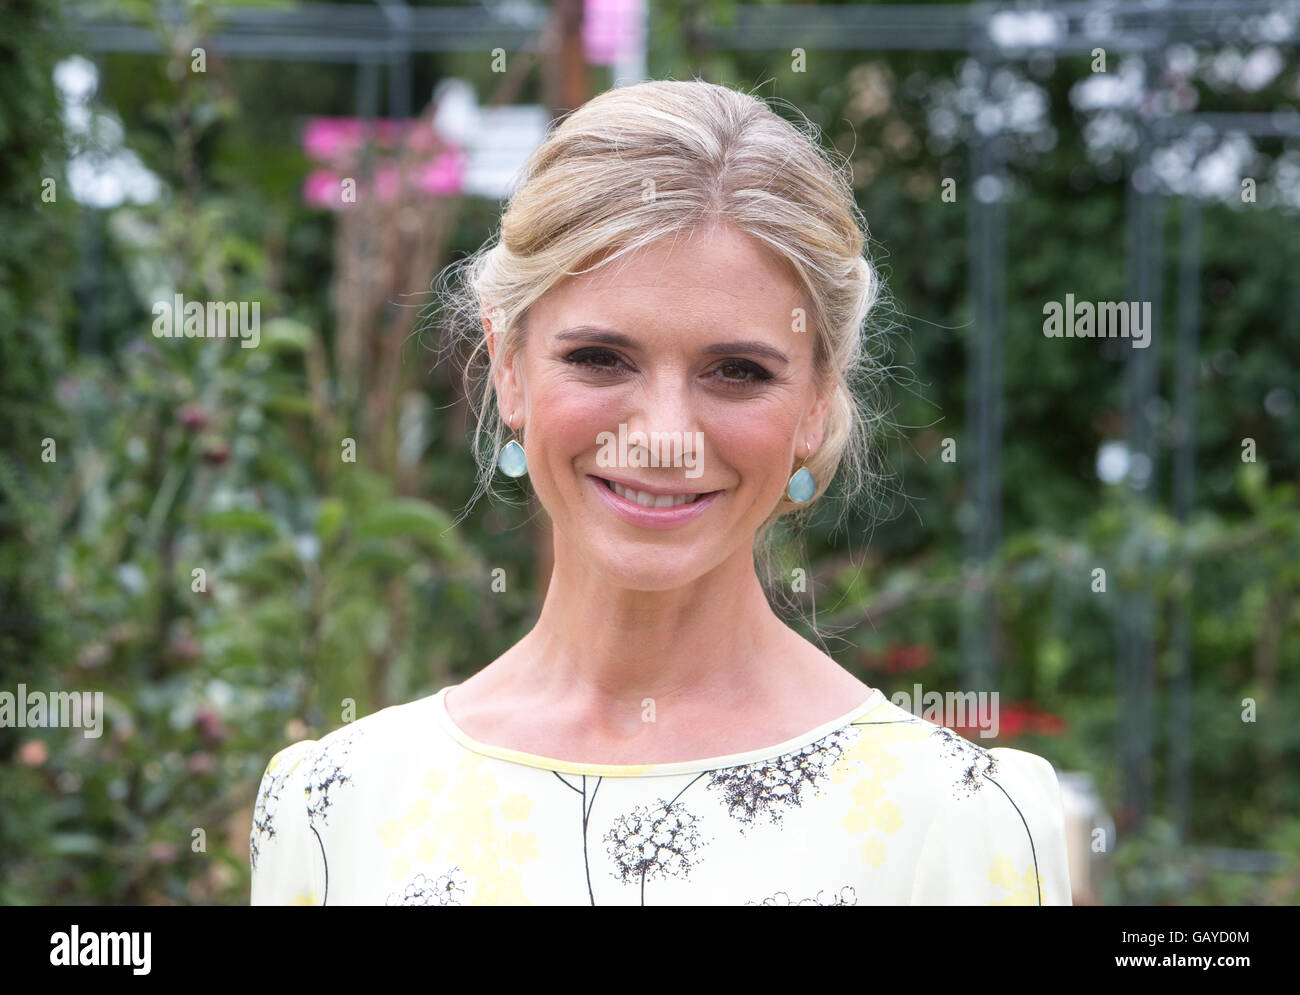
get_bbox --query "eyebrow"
[552,325,790,365]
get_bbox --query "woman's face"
[489,222,833,590]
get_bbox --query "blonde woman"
[251,79,1071,906]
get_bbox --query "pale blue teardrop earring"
[497,412,528,478]
[787,442,816,503]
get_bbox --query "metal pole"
[1170,196,1201,842]
[962,23,1005,696]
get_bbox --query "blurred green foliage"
[0,0,1296,904]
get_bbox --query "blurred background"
[1,0,1297,905]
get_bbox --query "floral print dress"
[250,685,1072,905]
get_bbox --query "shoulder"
[842,696,1071,904]
[251,692,453,866]
[287,689,448,767]
[263,690,457,812]
[846,693,1060,804]
[254,691,448,811]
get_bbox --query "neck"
[504,532,796,726]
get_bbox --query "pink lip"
[588,475,721,530]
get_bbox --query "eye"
[562,347,627,372]
[713,360,774,389]
[561,349,774,390]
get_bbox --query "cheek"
[531,374,610,451]
[698,403,799,475]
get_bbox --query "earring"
[497,411,528,478]
[786,440,816,503]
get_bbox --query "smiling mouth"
[593,476,718,509]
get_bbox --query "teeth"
[607,479,701,508]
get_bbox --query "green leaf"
[317,497,346,545]
[353,498,468,565]
[198,507,279,538]
[258,317,313,354]
[50,833,103,856]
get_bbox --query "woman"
[250,79,1071,906]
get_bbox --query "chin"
[581,537,718,592]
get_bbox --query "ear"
[800,380,837,457]
[484,308,523,427]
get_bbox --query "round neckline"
[430,684,885,777]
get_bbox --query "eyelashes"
[561,348,775,390]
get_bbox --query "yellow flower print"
[988,854,1045,905]
[830,720,930,785]
[377,797,433,849]
[842,775,904,868]
[501,792,533,822]
[389,854,411,883]
[428,752,539,904]
[835,721,916,867]
[416,835,439,863]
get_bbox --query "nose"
[622,369,702,470]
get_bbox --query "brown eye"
[564,348,625,371]
[714,360,773,388]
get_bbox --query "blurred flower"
[76,641,110,669]
[148,841,179,864]
[18,740,48,766]
[987,701,1067,739]
[885,643,931,674]
[178,402,209,431]
[301,113,464,210]
[201,439,230,465]
[166,632,201,664]
[403,152,465,197]
[187,752,218,776]
[857,642,933,674]
[302,117,363,161]
[302,167,343,208]
[193,705,227,747]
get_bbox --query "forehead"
[531,224,807,331]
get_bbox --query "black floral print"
[251,687,1072,905]
[386,867,470,906]
[605,799,706,889]
[249,726,366,905]
[930,725,999,799]
[705,726,858,832]
[250,748,305,870]
[306,728,362,830]
[747,885,858,906]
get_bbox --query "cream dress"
[250,685,1072,905]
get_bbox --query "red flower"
[202,440,230,465]
[992,701,1067,740]
[178,403,209,431]
[885,643,931,674]
[192,705,227,747]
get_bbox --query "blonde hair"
[428,78,894,611]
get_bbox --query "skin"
[445,220,876,764]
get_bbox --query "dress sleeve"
[250,739,325,906]
[908,747,1073,905]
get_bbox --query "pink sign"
[583,0,644,65]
